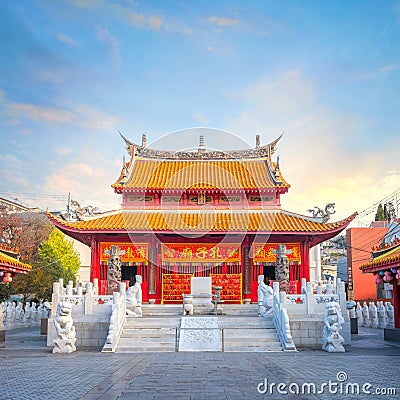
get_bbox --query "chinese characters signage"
[100,242,148,263]
[252,243,301,262]
[162,243,241,263]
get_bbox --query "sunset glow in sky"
[1,1,400,223]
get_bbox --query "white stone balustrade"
[103,283,127,352]
[270,278,350,348]
[272,282,296,351]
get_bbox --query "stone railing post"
[93,278,99,295]
[306,282,315,314]
[301,278,307,294]
[84,282,93,315]
[52,282,60,317]
[273,281,280,297]
[58,279,64,295]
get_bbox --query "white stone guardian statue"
[53,301,77,354]
[0,303,6,329]
[322,301,345,353]
[257,275,273,317]
[369,302,378,328]
[126,275,143,317]
[5,302,15,326]
[386,302,395,329]
[377,301,387,329]
[362,301,370,327]
[356,302,363,326]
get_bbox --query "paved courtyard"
[0,327,399,400]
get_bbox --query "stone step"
[222,331,279,340]
[116,346,175,353]
[118,337,175,346]
[115,310,283,352]
[121,329,176,338]
[223,344,283,352]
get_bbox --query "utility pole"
[67,192,71,221]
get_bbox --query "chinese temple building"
[0,244,32,282]
[360,224,400,328]
[48,133,356,303]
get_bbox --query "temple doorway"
[122,265,137,287]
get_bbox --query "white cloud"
[349,63,398,82]
[67,0,104,8]
[0,154,30,187]
[6,103,75,124]
[56,147,72,156]
[56,32,78,46]
[95,26,122,65]
[208,16,239,27]
[148,15,163,31]
[4,99,118,131]
[44,160,120,211]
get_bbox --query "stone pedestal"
[0,328,5,347]
[41,318,48,335]
[190,277,213,314]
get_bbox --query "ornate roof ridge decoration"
[360,246,400,271]
[0,250,32,270]
[119,131,283,160]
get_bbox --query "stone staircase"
[117,316,180,352]
[114,303,283,352]
[219,315,282,352]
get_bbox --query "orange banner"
[252,243,301,262]
[162,243,241,263]
[99,242,148,263]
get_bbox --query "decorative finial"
[121,155,128,179]
[198,134,205,152]
[256,134,260,148]
[142,133,147,148]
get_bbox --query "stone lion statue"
[53,301,76,353]
[126,275,143,317]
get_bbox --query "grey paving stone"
[1,327,400,400]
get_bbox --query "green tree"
[375,203,385,221]
[11,228,81,301]
[0,282,12,302]
[38,228,81,284]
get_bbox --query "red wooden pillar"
[90,235,99,282]
[300,240,310,281]
[393,281,400,329]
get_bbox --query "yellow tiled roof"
[360,245,400,271]
[0,250,32,270]
[48,210,356,234]
[112,159,290,190]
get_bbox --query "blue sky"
[0,0,399,222]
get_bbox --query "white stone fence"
[102,283,127,352]
[272,282,296,351]
[51,279,113,318]
[283,278,347,317]
[271,278,350,348]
